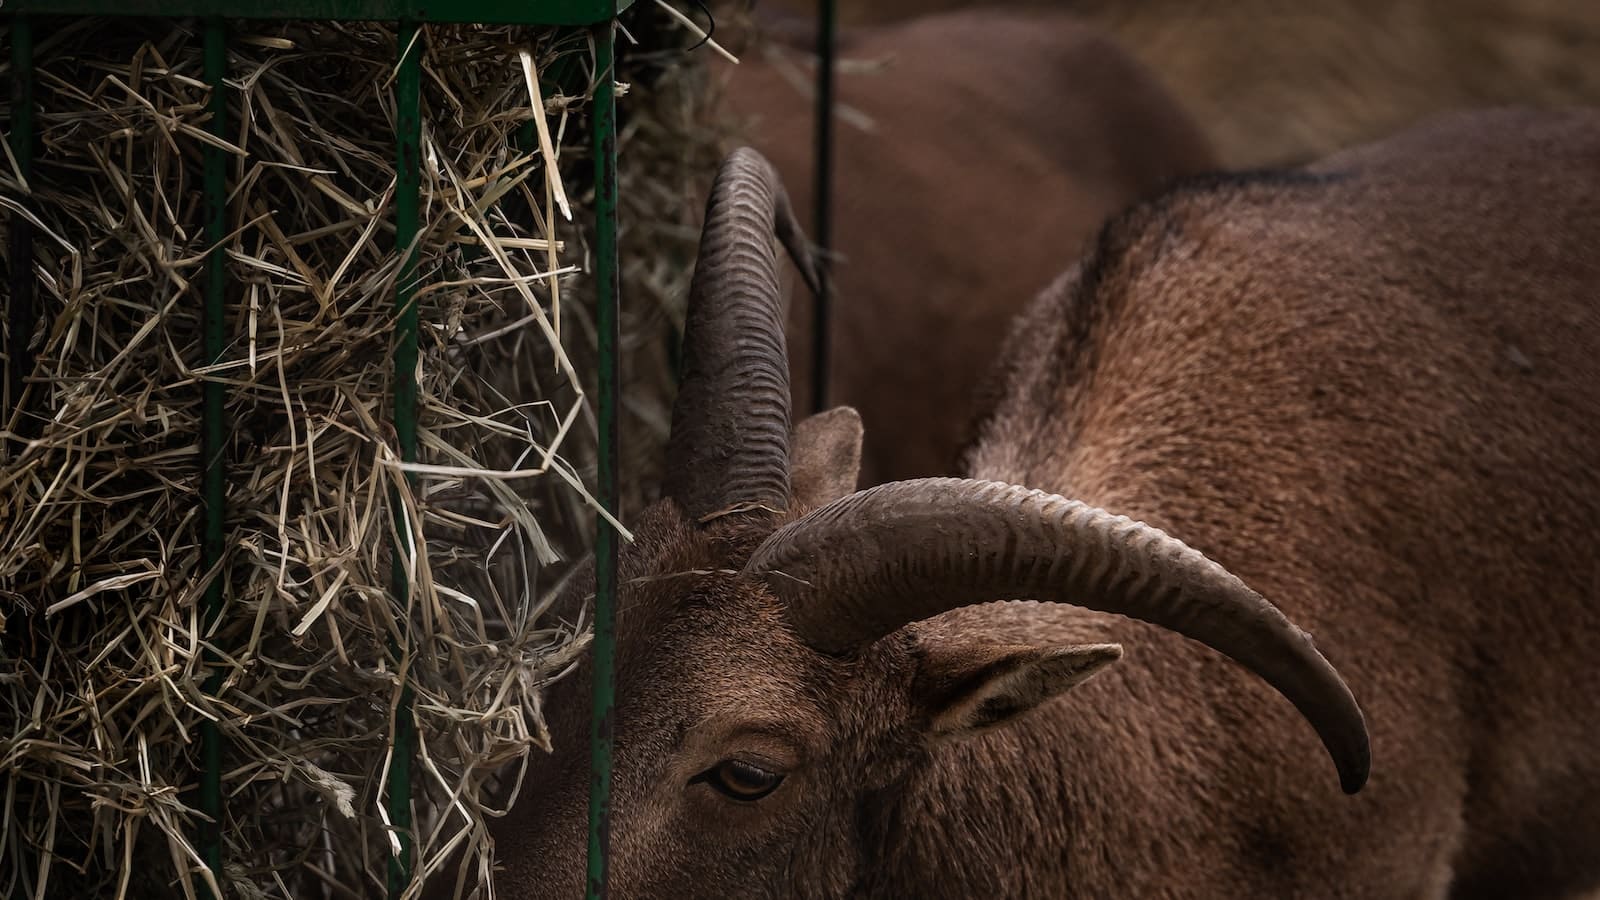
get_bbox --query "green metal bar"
[386,18,421,899]
[199,19,229,899]
[6,16,35,434]
[5,0,632,26]
[810,0,837,412]
[586,17,620,900]
[4,17,31,171]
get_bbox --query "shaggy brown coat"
[961,107,1600,897]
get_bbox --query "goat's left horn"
[662,148,819,523]
[742,477,1371,794]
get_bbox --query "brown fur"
[965,107,1600,897]
[716,10,1216,484]
[482,109,1600,898]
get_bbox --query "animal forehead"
[614,558,780,639]
[611,505,780,603]
[595,508,839,716]
[616,582,811,684]
[607,623,831,763]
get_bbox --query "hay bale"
[0,12,720,898]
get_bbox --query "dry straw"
[0,11,722,898]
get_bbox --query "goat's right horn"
[663,148,819,523]
[743,477,1371,794]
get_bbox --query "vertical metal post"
[586,17,620,900]
[386,19,421,899]
[810,0,837,413]
[199,19,228,899]
[5,15,35,432]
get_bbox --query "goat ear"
[789,406,863,509]
[917,642,1123,740]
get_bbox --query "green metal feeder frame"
[2,3,628,897]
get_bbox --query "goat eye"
[696,759,785,801]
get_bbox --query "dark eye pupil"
[708,760,783,800]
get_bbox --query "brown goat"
[482,110,1600,898]
[717,10,1215,484]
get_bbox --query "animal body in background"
[746,0,1600,168]
[718,9,1215,484]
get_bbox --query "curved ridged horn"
[743,477,1370,794]
[664,148,821,522]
